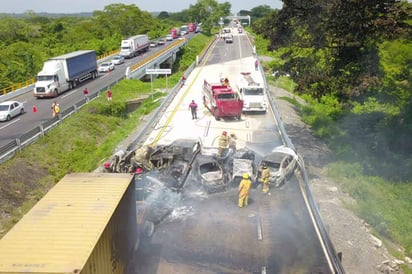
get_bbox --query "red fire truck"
[202,79,243,120]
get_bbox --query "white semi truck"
[237,72,267,112]
[34,50,98,98]
[119,34,149,58]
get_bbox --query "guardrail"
[263,66,345,273]
[0,38,194,164]
[0,50,119,100]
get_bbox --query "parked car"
[0,101,25,122]
[98,62,115,73]
[258,146,298,187]
[111,55,125,65]
[165,34,173,41]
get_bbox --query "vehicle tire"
[54,89,59,97]
[6,115,11,121]
[213,108,220,120]
[237,115,241,120]
[20,108,25,115]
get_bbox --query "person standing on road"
[238,173,252,208]
[107,89,112,102]
[189,100,198,119]
[51,101,60,117]
[83,87,89,96]
[218,131,230,157]
[260,163,271,194]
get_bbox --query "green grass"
[0,33,214,238]
[253,24,412,269]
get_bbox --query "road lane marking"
[0,118,20,130]
[150,39,219,146]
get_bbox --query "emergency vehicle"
[202,79,243,120]
[237,72,267,112]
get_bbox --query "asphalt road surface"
[133,29,335,273]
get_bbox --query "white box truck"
[34,50,98,98]
[237,72,267,112]
[120,34,149,58]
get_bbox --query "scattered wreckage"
[104,139,298,193]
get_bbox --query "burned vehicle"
[257,146,298,187]
[188,154,228,193]
[231,148,256,187]
[104,139,200,183]
[147,139,201,190]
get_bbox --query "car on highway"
[98,62,115,73]
[149,41,158,48]
[0,101,25,122]
[165,34,173,41]
[111,55,125,65]
[258,146,298,187]
[157,38,166,46]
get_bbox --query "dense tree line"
[0,3,202,88]
[252,0,412,180]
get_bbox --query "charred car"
[231,148,256,187]
[258,146,298,187]
[189,154,228,193]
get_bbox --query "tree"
[158,11,170,19]
[187,0,231,34]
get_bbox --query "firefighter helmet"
[262,163,268,169]
[243,173,249,179]
[135,167,143,174]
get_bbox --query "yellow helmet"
[243,173,249,179]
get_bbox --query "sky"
[0,0,283,14]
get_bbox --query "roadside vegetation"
[251,0,412,265]
[0,32,212,237]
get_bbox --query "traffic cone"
[32,106,37,113]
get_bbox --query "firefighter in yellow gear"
[238,173,252,208]
[260,163,270,194]
[218,131,230,157]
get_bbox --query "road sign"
[145,68,171,75]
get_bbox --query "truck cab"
[120,40,134,58]
[34,61,69,98]
[202,79,243,120]
[237,72,267,112]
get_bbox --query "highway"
[0,37,183,148]
[132,31,337,273]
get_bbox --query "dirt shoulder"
[270,86,405,273]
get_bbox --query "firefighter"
[238,173,252,208]
[260,163,271,194]
[218,131,230,157]
[223,77,229,87]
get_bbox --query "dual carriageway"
[0,29,344,273]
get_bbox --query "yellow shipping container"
[0,173,137,274]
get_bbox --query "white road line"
[0,118,20,129]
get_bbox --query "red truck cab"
[202,79,243,120]
[170,28,179,39]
